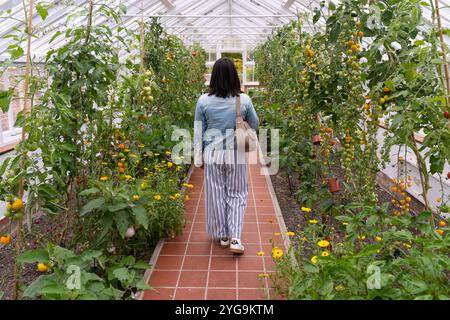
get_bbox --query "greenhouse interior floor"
[142,154,287,300]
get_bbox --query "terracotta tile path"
[142,157,288,300]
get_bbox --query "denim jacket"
[193,93,259,165]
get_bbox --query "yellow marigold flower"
[317,240,330,248]
[257,251,265,256]
[143,167,148,171]
[100,176,108,181]
[375,236,382,241]
[169,196,176,200]
[272,247,284,259]
[187,184,194,188]
[274,232,281,236]
[167,162,173,168]
[403,243,411,248]
[132,195,140,201]
[124,149,130,153]
[121,158,126,161]
[311,256,318,264]
[174,193,180,198]
[154,153,160,156]
[309,219,318,224]
[165,151,171,155]
[286,231,295,237]
[185,195,189,200]
[258,273,269,278]
[154,194,161,201]
[301,207,312,212]
[357,235,366,240]
[321,251,329,257]
[130,154,138,158]
[176,166,181,171]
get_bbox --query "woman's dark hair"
[209,58,242,98]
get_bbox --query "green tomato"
[13,212,23,220]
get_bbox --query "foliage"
[274,205,449,300]
[17,244,149,300]
[254,0,450,300]
[0,5,206,300]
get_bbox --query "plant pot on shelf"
[312,134,322,145]
[328,178,340,193]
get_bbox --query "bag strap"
[236,95,241,121]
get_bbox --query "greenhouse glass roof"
[0,0,449,62]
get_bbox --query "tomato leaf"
[36,3,48,20]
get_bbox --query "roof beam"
[123,14,296,18]
[283,0,296,9]
[160,0,175,9]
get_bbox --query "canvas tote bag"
[235,95,257,153]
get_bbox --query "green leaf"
[303,263,319,273]
[80,198,105,216]
[119,4,127,14]
[0,89,13,113]
[59,142,77,152]
[81,250,103,262]
[9,45,23,60]
[112,267,130,282]
[114,211,130,238]
[135,278,151,290]
[49,30,62,44]
[329,22,341,43]
[79,187,100,196]
[132,206,149,229]
[366,215,378,226]
[313,9,321,24]
[335,215,352,222]
[22,275,56,298]
[17,249,49,264]
[0,157,10,176]
[108,202,129,212]
[37,184,60,198]
[36,3,48,20]
[82,272,104,284]
[53,246,76,261]
[134,260,150,269]
[393,230,413,240]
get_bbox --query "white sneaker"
[229,238,245,254]
[219,237,230,248]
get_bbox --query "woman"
[193,58,259,254]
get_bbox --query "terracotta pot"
[312,134,322,145]
[328,178,340,193]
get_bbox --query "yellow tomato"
[12,199,24,211]
[0,234,11,245]
[37,263,48,272]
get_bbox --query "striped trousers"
[204,149,248,239]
